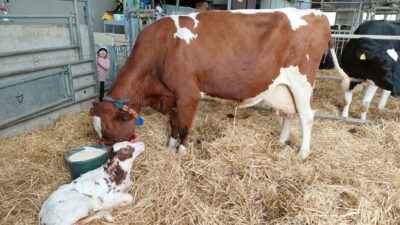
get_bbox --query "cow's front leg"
[175,94,200,156]
[168,109,179,148]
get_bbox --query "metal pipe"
[0,94,97,130]
[0,59,93,78]
[68,17,75,45]
[175,0,180,12]
[75,83,96,92]
[72,70,96,78]
[317,75,364,83]
[249,105,379,124]
[0,45,79,58]
[66,65,76,102]
[0,14,73,19]
[84,0,99,97]
[0,70,67,89]
[0,98,72,128]
[73,0,84,60]
[332,34,400,40]
[314,113,380,124]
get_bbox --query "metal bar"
[72,70,96,78]
[84,0,99,97]
[315,113,381,124]
[68,17,75,45]
[0,14,73,19]
[75,83,96,92]
[0,59,93,78]
[73,0,84,60]
[356,0,363,29]
[332,34,400,41]
[64,66,72,100]
[66,65,76,102]
[0,70,67,89]
[0,94,97,130]
[0,45,79,58]
[0,98,72,128]
[317,75,365,83]
[250,105,380,124]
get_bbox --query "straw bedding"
[1,70,400,224]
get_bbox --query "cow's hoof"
[298,149,310,159]
[168,137,178,148]
[177,145,188,156]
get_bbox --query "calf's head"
[106,141,145,174]
[90,101,137,145]
[357,39,400,96]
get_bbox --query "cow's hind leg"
[360,83,378,120]
[285,68,315,159]
[378,89,391,110]
[342,89,353,118]
[279,116,293,144]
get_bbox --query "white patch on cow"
[360,83,378,121]
[93,116,102,138]
[231,8,322,31]
[168,137,178,148]
[387,49,398,62]
[378,89,391,110]
[238,66,314,158]
[169,13,199,44]
[342,90,353,118]
[187,13,199,28]
[279,117,292,144]
[306,54,309,61]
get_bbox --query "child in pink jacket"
[96,46,110,102]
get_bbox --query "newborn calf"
[39,141,145,225]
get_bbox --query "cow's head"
[90,101,137,145]
[357,38,400,96]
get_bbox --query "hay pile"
[2,70,400,224]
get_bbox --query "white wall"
[4,0,116,32]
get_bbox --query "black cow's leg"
[168,109,179,148]
[175,93,200,155]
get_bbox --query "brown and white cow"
[90,8,350,158]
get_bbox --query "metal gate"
[0,0,98,138]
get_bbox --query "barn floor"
[2,70,400,224]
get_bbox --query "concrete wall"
[4,0,116,32]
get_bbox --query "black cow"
[322,20,399,120]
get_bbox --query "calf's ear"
[116,111,134,121]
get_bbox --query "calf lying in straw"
[39,141,145,225]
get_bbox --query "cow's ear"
[116,111,134,121]
[92,101,99,108]
[89,107,95,116]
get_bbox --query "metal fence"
[0,0,98,138]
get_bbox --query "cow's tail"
[329,40,350,91]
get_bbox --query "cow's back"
[137,10,330,100]
[341,20,400,84]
